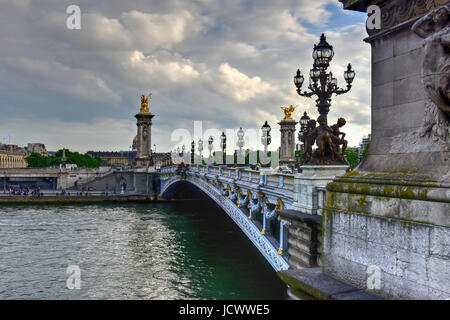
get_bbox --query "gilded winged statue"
[281,105,297,121]
[140,94,151,113]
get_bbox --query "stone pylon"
[135,98,154,168]
[278,119,298,169]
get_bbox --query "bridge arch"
[160,175,289,271]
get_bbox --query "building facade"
[25,143,48,156]
[0,144,28,168]
[86,151,136,167]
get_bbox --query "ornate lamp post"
[237,127,245,166]
[294,33,355,120]
[220,132,226,165]
[298,111,310,150]
[207,136,214,164]
[261,121,271,161]
[191,140,195,164]
[198,138,203,164]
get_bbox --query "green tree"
[25,152,51,167]
[26,149,101,168]
[345,150,359,170]
[362,142,370,159]
[295,150,304,164]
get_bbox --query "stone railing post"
[292,165,347,215]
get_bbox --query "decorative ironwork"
[294,33,355,165]
[294,34,355,119]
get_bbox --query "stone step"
[278,267,382,300]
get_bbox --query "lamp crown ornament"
[294,33,355,120]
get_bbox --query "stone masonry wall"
[323,205,450,299]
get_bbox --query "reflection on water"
[0,200,287,299]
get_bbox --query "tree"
[362,142,370,159]
[25,153,51,167]
[25,149,101,168]
[295,150,304,163]
[345,150,359,169]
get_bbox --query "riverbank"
[0,195,199,204]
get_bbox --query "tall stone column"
[321,0,450,300]
[278,119,298,169]
[135,95,154,168]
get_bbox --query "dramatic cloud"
[0,0,370,152]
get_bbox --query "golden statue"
[281,105,297,120]
[140,93,151,113]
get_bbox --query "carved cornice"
[341,0,449,36]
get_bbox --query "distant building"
[25,143,48,156]
[0,144,28,168]
[86,151,171,168]
[347,146,359,154]
[358,134,371,159]
[86,151,137,167]
[153,152,171,168]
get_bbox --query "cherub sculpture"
[313,115,336,160]
[331,118,348,156]
[281,105,297,120]
[303,116,336,163]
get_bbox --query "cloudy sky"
[0,0,370,154]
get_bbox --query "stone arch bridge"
[159,165,334,272]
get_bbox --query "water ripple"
[0,202,286,299]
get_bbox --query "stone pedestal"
[323,0,450,299]
[135,112,154,168]
[278,120,298,169]
[291,165,348,215]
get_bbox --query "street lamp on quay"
[294,33,355,120]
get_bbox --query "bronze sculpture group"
[302,115,348,165]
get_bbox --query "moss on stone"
[277,271,332,300]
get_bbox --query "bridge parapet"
[158,164,347,272]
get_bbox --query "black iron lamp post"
[191,140,195,164]
[294,33,355,119]
[220,132,226,165]
[299,111,310,150]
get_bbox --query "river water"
[0,199,287,299]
